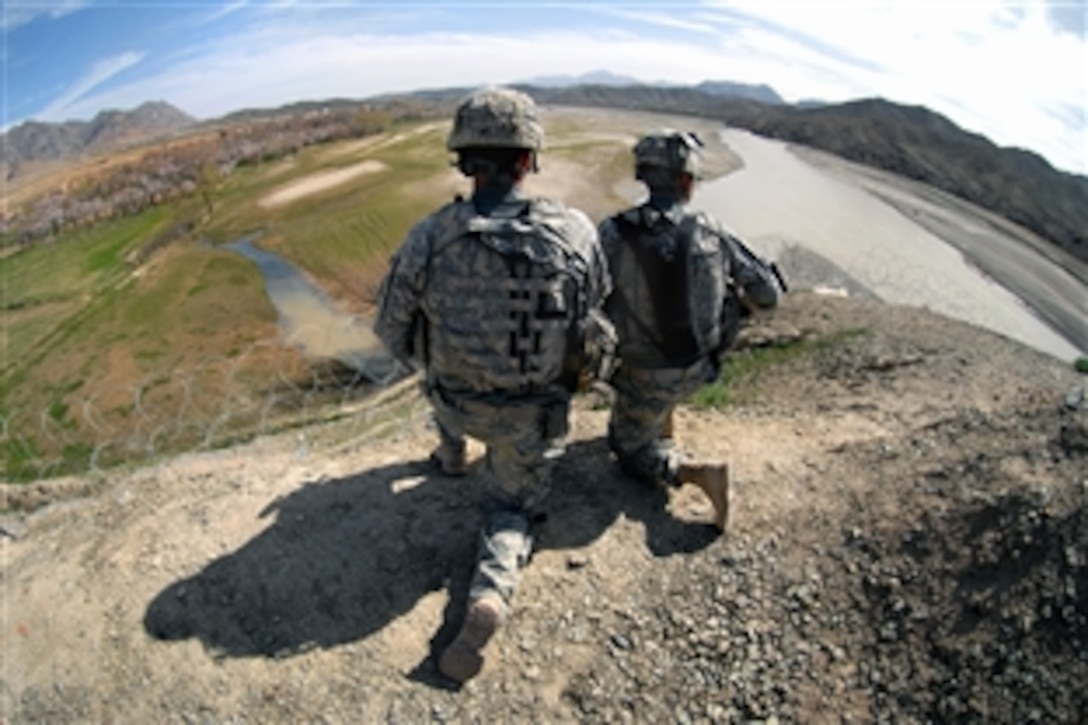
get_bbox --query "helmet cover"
[446,87,545,151]
[633,129,704,178]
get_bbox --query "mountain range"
[522,70,785,105]
[3,80,1084,267]
[515,83,1086,266]
[1,101,196,175]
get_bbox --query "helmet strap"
[516,150,537,176]
[678,172,695,201]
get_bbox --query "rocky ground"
[2,291,1085,723]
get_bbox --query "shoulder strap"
[414,198,475,369]
[431,197,579,260]
[525,197,585,262]
[614,203,677,237]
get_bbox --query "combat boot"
[678,462,730,532]
[430,442,467,477]
[438,594,506,683]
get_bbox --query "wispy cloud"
[593,6,724,36]
[40,28,740,121]
[37,50,146,120]
[700,0,1086,173]
[197,0,250,26]
[8,0,1084,173]
[1,0,91,31]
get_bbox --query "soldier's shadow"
[143,437,718,682]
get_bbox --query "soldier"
[373,87,611,683]
[599,130,782,532]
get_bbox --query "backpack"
[609,204,739,368]
[420,198,595,394]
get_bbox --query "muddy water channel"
[692,129,1083,363]
[226,237,399,382]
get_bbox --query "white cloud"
[19,0,1085,173]
[37,50,146,120]
[701,0,1087,172]
[1,0,90,31]
[50,30,733,120]
[196,0,250,26]
[594,7,724,36]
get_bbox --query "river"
[691,128,1083,363]
[231,128,1083,369]
[226,237,400,383]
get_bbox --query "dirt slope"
[2,292,1086,723]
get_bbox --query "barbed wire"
[3,241,1076,487]
[0,332,421,485]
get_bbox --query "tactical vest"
[421,198,591,395]
[608,205,734,368]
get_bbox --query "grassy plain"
[689,328,868,409]
[1,110,642,481]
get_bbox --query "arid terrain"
[3,290,1085,722]
[2,104,1086,723]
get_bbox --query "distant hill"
[6,83,1085,267]
[338,81,1088,264]
[523,69,645,88]
[695,80,783,105]
[731,95,1088,265]
[523,74,785,106]
[215,97,368,124]
[734,98,1088,266]
[2,101,196,176]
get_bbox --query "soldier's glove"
[580,308,618,387]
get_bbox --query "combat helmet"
[446,87,545,151]
[633,129,704,181]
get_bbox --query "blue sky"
[2,1,1085,174]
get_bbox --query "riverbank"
[226,237,397,382]
[692,128,1083,363]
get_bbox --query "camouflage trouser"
[608,358,716,488]
[429,390,569,606]
[469,508,534,605]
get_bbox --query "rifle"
[727,233,789,294]
[769,261,790,294]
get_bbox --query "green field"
[1,112,639,482]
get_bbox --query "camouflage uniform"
[375,194,607,518]
[374,88,610,681]
[600,130,779,488]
